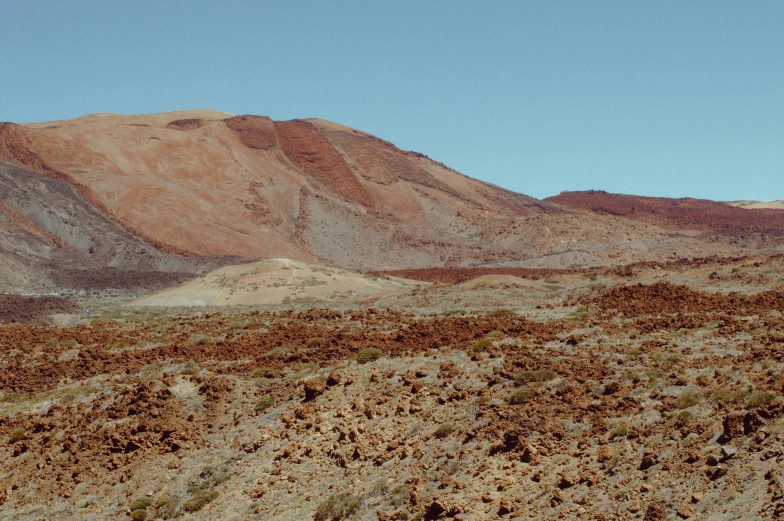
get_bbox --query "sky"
[1,1,782,201]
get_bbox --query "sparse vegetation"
[356,347,382,364]
[433,423,456,439]
[306,337,325,348]
[746,391,777,408]
[189,333,214,345]
[610,424,629,439]
[314,492,363,521]
[8,427,25,444]
[255,395,274,412]
[471,339,492,352]
[711,388,750,404]
[514,369,556,384]
[182,490,218,513]
[508,387,533,405]
[250,367,268,379]
[675,410,693,428]
[155,495,179,519]
[129,497,153,511]
[486,308,515,317]
[674,388,702,409]
[180,360,199,375]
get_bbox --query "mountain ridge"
[1,111,783,293]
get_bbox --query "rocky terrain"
[2,255,784,520]
[1,109,783,520]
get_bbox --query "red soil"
[0,295,80,326]
[375,267,580,284]
[275,120,376,208]
[547,190,784,234]
[166,118,204,131]
[224,115,278,150]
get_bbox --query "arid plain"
[1,111,784,521]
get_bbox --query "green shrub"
[188,466,229,493]
[130,509,147,521]
[366,479,389,498]
[711,389,750,404]
[356,348,382,364]
[487,308,515,317]
[45,338,59,347]
[0,393,29,404]
[474,396,491,406]
[190,334,214,345]
[8,427,25,444]
[508,387,533,405]
[514,369,556,384]
[139,364,161,382]
[61,339,78,348]
[180,360,199,375]
[675,410,693,428]
[485,330,504,339]
[388,484,411,507]
[610,424,629,439]
[314,492,363,521]
[250,368,268,379]
[433,423,456,439]
[182,490,218,512]
[306,337,325,348]
[747,391,777,408]
[674,388,702,409]
[255,395,274,412]
[155,495,179,519]
[471,339,492,353]
[129,497,153,511]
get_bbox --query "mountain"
[546,190,784,244]
[1,111,783,293]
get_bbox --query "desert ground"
[2,255,784,520]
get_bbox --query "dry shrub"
[508,387,533,405]
[515,369,556,384]
[356,348,382,364]
[314,492,363,521]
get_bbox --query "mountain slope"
[0,159,242,293]
[547,190,784,242]
[1,111,783,281]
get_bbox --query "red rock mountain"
[1,110,783,292]
[546,190,784,238]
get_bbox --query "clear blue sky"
[2,1,782,201]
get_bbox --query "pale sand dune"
[726,200,784,210]
[130,259,422,307]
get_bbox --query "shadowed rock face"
[0,159,245,293]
